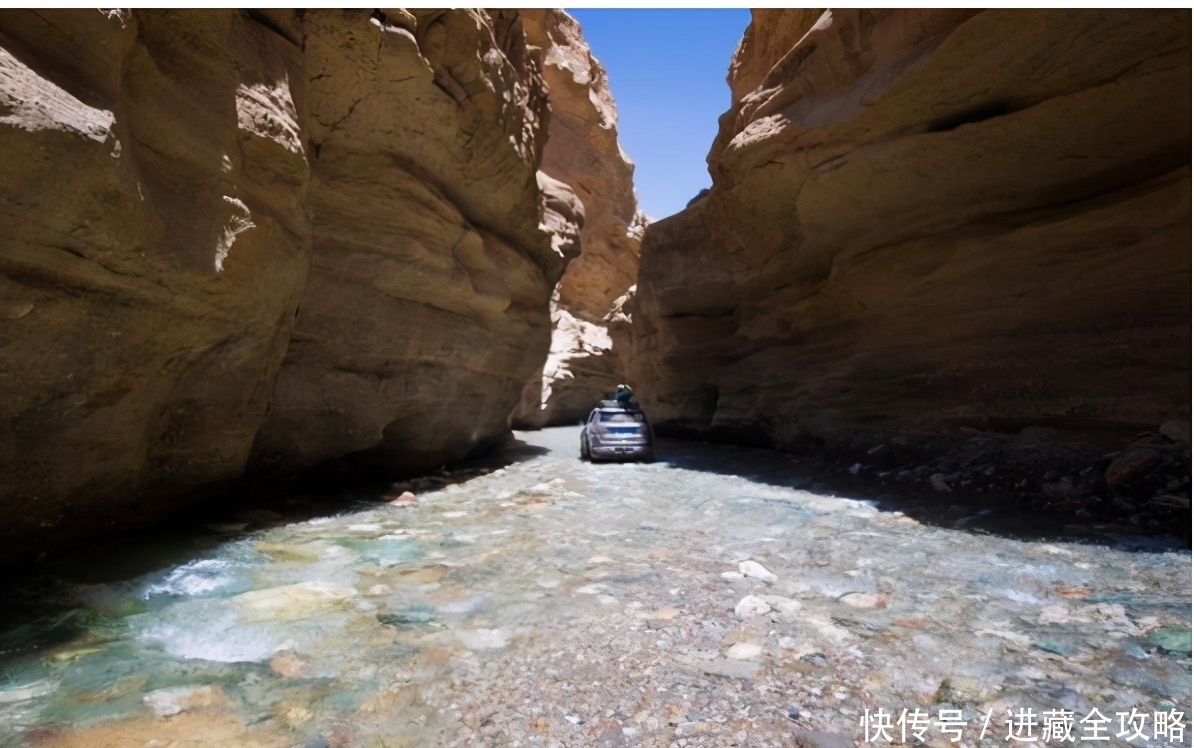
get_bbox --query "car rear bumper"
[590,443,653,460]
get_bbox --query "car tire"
[580,438,590,461]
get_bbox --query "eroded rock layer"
[251,10,576,475]
[633,11,1191,492]
[0,9,582,559]
[513,10,643,428]
[0,10,311,558]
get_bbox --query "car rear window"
[600,412,644,423]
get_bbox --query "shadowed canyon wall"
[0,9,589,560]
[632,10,1191,506]
[513,9,644,428]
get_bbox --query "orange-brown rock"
[0,9,579,560]
[514,10,643,427]
[0,10,310,559]
[633,11,1190,459]
[250,10,576,475]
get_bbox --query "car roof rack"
[599,399,641,410]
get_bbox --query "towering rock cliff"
[0,9,581,560]
[251,10,578,475]
[633,11,1190,499]
[513,9,643,428]
[0,10,312,560]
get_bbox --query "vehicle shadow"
[650,436,1189,554]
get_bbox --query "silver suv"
[580,401,654,462]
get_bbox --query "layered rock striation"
[1,10,311,559]
[513,9,643,428]
[251,10,578,475]
[633,10,1191,506]
[0,9,588,560]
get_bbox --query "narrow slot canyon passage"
[0,8,1188,747]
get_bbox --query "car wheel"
[580,437,590,461]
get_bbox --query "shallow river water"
[0,427,1189,747]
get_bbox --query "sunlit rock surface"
[0,9,580,560]
[632,10,1191,506]
[514,10,644,428]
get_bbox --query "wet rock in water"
[701,659,759,680]
[1032,639,1077,658]
[340,535,423,567]
[0,679,58,704]
[761,595,802,616]
[438,596,487,615]
[726,642,763,660]
[269,650,308,678]
[142,685,228,717]
[738,560,778,584]
[1105,449,1161,485]
[232,582,357,622]
[734,595,772,619]
[378,605,437,626]
[389,491,418,507]
[458,628,508,650]
[1147,626,1192,655]
[840,592,888,609]
[975,629,1033,648]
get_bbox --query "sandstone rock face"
[513,10,643,428]
[0,10,310,558]
[251,10,575,475]
[633,11,1190,460]
[0,9,580,559]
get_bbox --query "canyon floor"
[0,427,1189,747]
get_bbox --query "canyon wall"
[250,10,577,476]
[0,9,585,560]
[513,9,643,428]
[633,10,1191,504]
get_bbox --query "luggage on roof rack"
[600,399,641,410]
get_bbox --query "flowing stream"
[0,427,1188,747]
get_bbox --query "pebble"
[734,595,772,619]
[142,685,225,717]
[389,491,417,507]
[701,660,759,680]
[1106,449,1162,485]
[725,642,762,660]
[761,595,801,615]
[457,628,508,650]
[840,592,887,609]
[737,560,777,584]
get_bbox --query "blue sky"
[567,9,752,221]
